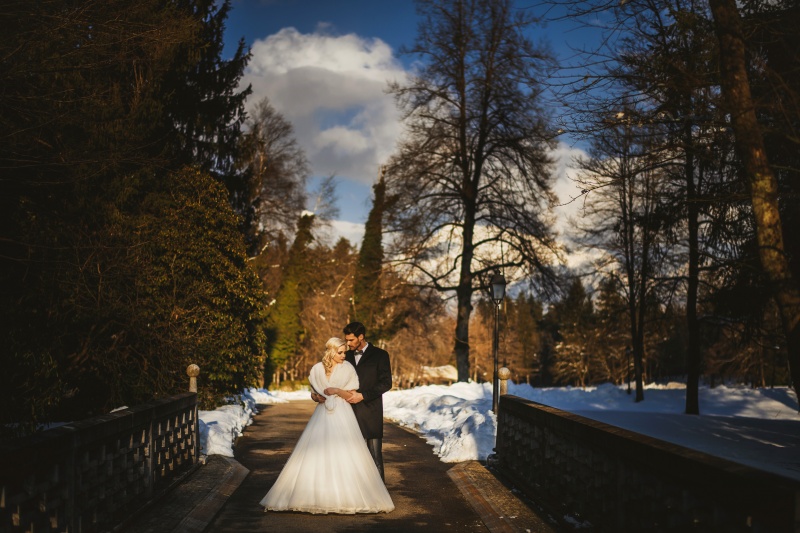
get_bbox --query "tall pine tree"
[353,172,387,336]
[265,214,315,385]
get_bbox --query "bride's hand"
[323,387,338,396]
[310,392,325,403]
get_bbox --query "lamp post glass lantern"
[490,272,506,414]
[491,273,506,304]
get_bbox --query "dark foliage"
[0,0,261,435]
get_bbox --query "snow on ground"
[198,381,800,481]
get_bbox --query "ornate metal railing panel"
[494,395,800,532]
[0,393,198,533]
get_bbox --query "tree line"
[544,0,799,411]
[379,0,798,412]
[2,0,798,438]
[263,0,799,414]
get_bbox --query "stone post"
[498,367,511,396]
[187,364,200,393]
[487,366,512,468]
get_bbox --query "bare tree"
[593,277,631,385]
[546,0,753,412]
[385,0,560,382]
[573,114,672,401]
[609,0,726,414]
[236,97,309,257]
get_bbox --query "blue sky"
[221,0,603,247]
[225,0,419,58]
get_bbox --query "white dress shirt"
[354,342,370,365]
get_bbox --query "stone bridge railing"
[493,394,800,532]
[0,392,198,533]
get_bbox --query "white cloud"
[550,142,590,225]
[319,219,365,247]
[241,27,407,187]
[549,142,598,271]
[241,29,599,257]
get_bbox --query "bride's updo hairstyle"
[322,337,346,374]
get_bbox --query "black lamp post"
[490,271,507,414]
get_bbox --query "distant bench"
[0,393,198,533]
[494,394,800,532]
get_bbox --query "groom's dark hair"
[343,321,366,338]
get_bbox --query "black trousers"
[366,438,384,481]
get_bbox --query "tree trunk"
[633,171,651,403]
[710,0,800,407]
[686,142,701,415]
[633,283,646,402]
[454,284,473,382]
[627,257,645,402]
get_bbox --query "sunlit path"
[206,401,504,533]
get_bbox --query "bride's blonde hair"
[322,337,346,374]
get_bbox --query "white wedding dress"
[259,361,394,514]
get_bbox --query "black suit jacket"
[345,344,392,439]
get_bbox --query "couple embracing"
[259,322,395,514]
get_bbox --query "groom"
[314,321,392,480]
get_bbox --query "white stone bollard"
[498,367,511,396]
[187,364,200,393]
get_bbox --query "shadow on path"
[121,400,558,533]
[208,400,489,533]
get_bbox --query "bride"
[259,337,394,514]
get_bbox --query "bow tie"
[355,350,363,355]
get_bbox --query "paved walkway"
[121,401,559,533]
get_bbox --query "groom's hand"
[347,391,364,404]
